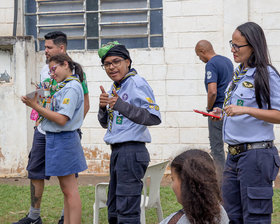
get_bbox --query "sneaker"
[57,216,64,224]
[13,215,42,224]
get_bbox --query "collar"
[245,67,256,77]
[113,68,137,89]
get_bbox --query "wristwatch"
[206,107,211,112]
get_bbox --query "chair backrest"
[142,160,169,208]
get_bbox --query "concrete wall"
[0,0,24,36]
[1,0,280,176]
[0,37,36,177]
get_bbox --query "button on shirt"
[104,73,161,144]
[41,80,84,133]
[223,66,280,145]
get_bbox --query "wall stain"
[82,147,110,174]
[0,147,5,160]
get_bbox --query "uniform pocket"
[234,87,255,99]
[272,154,280,181]
[247,187,273,214]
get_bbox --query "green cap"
[98,41,120,59]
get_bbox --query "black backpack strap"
[167,209,184,224]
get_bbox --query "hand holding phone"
[193,109,221,119]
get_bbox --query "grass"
[0,185,279,224]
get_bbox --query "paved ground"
[0,174,173,187]
[1,174,280,188]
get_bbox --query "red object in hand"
[193,109,221,119]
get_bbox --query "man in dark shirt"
[195,40,233,177]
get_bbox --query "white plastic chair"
[93,160,169,224]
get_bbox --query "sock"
[28,206,40,220]
[61,208,64,217]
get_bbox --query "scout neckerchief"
[37,75,80,123]
[223,64,249,110]
[107,68,137,132]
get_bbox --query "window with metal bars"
[25,0,163,50]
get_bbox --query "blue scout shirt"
[205,55,233,108]
[41,80,84,132]
[104,70,161,144]
[223,66,280,145]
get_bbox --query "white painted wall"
[0,37,36,176]
[1,0,280,176]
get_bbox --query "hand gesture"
[108,89,119,109]
[209,107,223,120]
[99,85,109,109]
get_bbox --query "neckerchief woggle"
[37,75,80,123]
[222,64,248,117]
[107,68,137,132]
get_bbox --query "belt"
[110,141,145,149]
[228,141,274,155]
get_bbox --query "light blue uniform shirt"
[223,66,280,145]
[104,73,161,144]
[41,80,84,132]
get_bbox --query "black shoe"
[13,215,42,224]
[57,216,64,224]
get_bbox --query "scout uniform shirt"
[41,79,84,133]
[104,69,161,144]
[223,66,280,145]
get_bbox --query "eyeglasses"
[229,40,249,52]
[101,59,125,70]
[48,64,59,75]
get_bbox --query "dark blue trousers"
[107,142,150,224]
[222,147,280,224]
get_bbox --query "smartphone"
[193,109,221,119]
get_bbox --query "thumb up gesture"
[99,85,109,109]
[108,89,119,109]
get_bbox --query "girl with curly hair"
[160,149,229,224]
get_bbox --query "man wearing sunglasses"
[13,31,90,224]
[195,40,233,179]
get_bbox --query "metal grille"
[25,0,163,50]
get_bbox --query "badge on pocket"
[237,99,244,106]
[116,116,123,125]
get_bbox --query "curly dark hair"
[171,149,222,224]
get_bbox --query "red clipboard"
[193,109,221,119]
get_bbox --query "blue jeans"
[222,147,280,224]
[107,142,150,224]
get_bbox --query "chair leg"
[93,203,99,224]
[140,206,146,224]
[156,201,164,222]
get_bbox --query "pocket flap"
[274,154,280,167]
[247,187,273,199]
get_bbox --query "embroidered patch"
[155,105,159,111]
[122,93,128,101]
[237,99,244,106]
[242,81,254,88]
[116,116,123,125]
[207,71,212,79]
[63,98,70,104]
[146,97,154,103]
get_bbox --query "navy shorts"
[27,128,50,180]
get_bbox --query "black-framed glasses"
[101,59,125,70]
[229,40,249,52]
